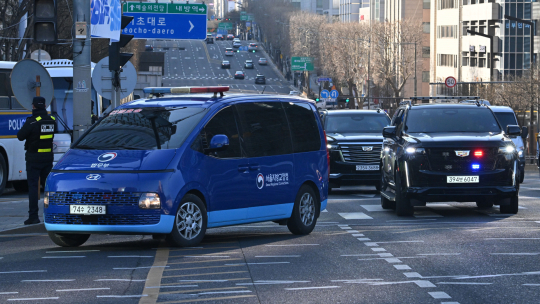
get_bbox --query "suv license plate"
[447,176,479,183]
[69,205,106,215]
[357,165,379,171]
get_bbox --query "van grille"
[49,192,141,207]
[45,213,160,225]
[340,144,381,164]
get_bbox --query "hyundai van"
[44,87,329,247]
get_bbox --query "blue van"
[44,87,329,247]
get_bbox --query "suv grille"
[340,144,381,164]
[427,148,498,172]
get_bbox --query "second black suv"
[380,100,520,216]
[325,110,391,191]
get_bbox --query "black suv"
[325,110,391,191]
[380,100,521,216]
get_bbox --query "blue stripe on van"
[320,199,328,212]
[207,203,294,228]
[45,215,175,234]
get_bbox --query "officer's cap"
[32,96,46,109]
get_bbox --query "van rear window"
[283,102,321,153]
[74,107,206,150]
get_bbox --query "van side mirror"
[205,134,229,153]
[521,126,528,139]
[383,126,397,138]
[506,125,521,136]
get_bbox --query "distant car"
[289,91,300,95]
[255,74,266,84]
[233,38,241,43]
[233,41,242,48]
[244,60,254,69]
[248,43,258,52]
[145,45,153,51]
[206,35,214,44]
[234,71,245,79]
[221,60,230,69]
[258,58,267,65]
[216,34,224,40]
[225,48,234,56]
[227,34,234,40]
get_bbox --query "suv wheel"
[476,200,494,209]
[380,172,395,210]
[287,185,318,235]
[395,172,414,216]
[519,169,524,184]
[48,232,90,247]
[500,195,519,214]
[167,194,207,247]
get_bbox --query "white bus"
[0,60,106,195]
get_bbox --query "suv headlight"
[44,192,50,208]
[499,146,515,154]
[405,147,425,154]
[327,144,339,150]
[139,193,161,209]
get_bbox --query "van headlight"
[139,193,161,209]
[44,192,50,208]
[499,146,515,154]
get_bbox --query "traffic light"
[315,98,320,102]
[346,98,350,103]
[109,15,134,72]
[236,50,240,53]
[33,0,57,44]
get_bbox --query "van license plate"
[357,165,379,171]
[447,176,479,183]
[70,205,106,215]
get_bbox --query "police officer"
[17,96,56,225]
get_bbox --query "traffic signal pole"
[72,0,92,141]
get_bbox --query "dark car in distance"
[227,34,234,40]
[216,34,224,40]
[245,60,254,69]
[221,60,230,69]
[325,110,391,191]
[255,74,266,84]
[234,71,245,79]
[380,101,521,216]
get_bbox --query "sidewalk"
[0,189,43,232]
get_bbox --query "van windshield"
[74,107,207,150]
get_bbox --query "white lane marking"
[7,297,59,301]
[415,281,436,287]
[177,280,228,282]
[338,212,373,220]
[523,284,540,286]
[185,255,232,258]
[226,262,290,265]
[144,285,198,289]
[198,290,252,295]
[366,280,435,287]
[394,265,412,270]
[331,279,383,283]
[357,257,426,261]
[42,256,85,259]
[346,230,360,233]
[371,248,386,252]
[0,292,18,295]
[57,288,111,292]
[417,253,461,256]
[428,291,452,299]
[361,205,393,212]
[352,234,365,237]
[96,295,148,298]
[341,254,385,257]
[285,286,340,291]
[437,282,492,285]
[237,280,310,285]
[255,255,300,258]
[357,238,371,241]
[322,209,328,212]
[94,279,146,282]
[265,244,319,246]
[387,219,437,222]
[440,302,460,304]
[114,266,169,270]
[45,250,99,253]
[0,270,46,274]
[485,238,540,240]
[490,253,540,256]
[385,258,402,263]
[107,256,154,258]
[339,227,352,230]
[366,241,425,247]
[22,280,75,282]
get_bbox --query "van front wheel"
[167,194,207,247]
[287,185,318,235]
[48,232,90,247]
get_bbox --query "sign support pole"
[72,0,92,141]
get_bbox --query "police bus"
[0,60,106,195]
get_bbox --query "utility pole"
[72,0,92,141]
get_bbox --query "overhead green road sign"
[218,22,233,30]
[247,14,254,21]
[291,57,314,71]
[241,15,248,21]
[123,2,207,14]
[240,11,247,16]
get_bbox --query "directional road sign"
[291,57,314,71]
[123,2,207,40]
[330,90,339,99]
[318,77,332,82]
[241,15,248,21]
[218,22,233,30]
[320,90,330,99]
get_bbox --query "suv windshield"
[406,108,501,133]
[74,107,206,150]
[494,112,518,129]
[325,113,390,133]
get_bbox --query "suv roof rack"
[143,86,230,98]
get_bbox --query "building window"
[422,46,430,58]
[438,0,457,10]
[423,0,430,9]
[470,58,477,67]
[437,54,455,67]
[422,71,430,82]
[479,58,486,68]
[423,22,430,33]
[462,57,469,66]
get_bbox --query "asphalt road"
[1,167,540,303]
[149,39,293,95]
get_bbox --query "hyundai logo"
[256,173,264,189]
[98,152,117,162]
[362,146,373,152]
[86,174,101,181]
[455,150,470,157]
